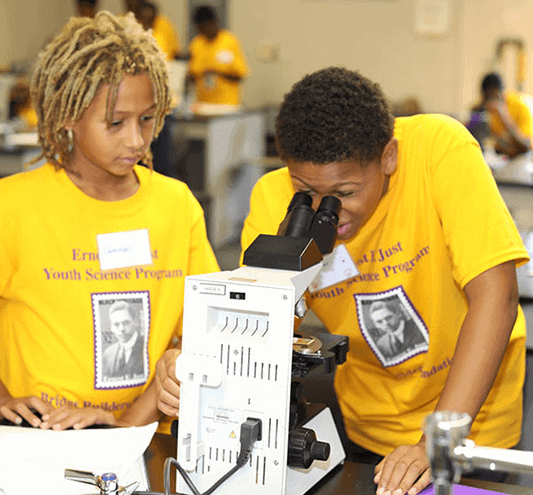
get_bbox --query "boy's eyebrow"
[291,176,360,188]
[113,103,157,115]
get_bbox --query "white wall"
[230,0,464,115]
[458,0,533,121]
[2,0,533,118]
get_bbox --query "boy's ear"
[381,137,398,175]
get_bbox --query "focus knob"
[288,427,330,469]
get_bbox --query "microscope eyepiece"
[310,196,341,255]
[287,191,313,211]
[278,192,315,239]
[244,192,341,270]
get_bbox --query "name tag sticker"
[309,244,359,293]
[97,229,152,271]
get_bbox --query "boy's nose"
[125,121,144,150]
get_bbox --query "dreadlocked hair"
[29,10,171,170]
[276,66,394,165]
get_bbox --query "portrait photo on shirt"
[354,287,429,367]
[92,291,150,389]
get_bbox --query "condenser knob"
[288,427,331,469]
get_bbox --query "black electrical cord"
[162,418,262,495]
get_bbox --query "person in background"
[124,0,183,178]
[187,5,248,106]
[76,0,99,18]
[470,72,532,158]
[9,78,37,128]
[137,1,157,31]
[0,11,218,432]
[124,0,181,61]
[155,67,528,495]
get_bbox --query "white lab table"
[0,131,41,177]
[173,106,266,248]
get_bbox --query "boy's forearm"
[433,261,518,423]
[0,380,13,407]
[118,380,163,427]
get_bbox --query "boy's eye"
[335,191,354,198]
[142,115,155,122]
[111,121,122,127]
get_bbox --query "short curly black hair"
[481,72,504,93]
[275,67,394,164]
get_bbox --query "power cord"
[164,418,262,495]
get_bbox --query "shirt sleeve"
[226,35,248,79]
[153,15,180,60]
[240,168,294,263]
[516,95,533,137]
[187,37,201,76]
[429,117,529,287]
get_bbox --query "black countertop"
[144,433,533,495]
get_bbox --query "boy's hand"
[155,349,181,417]
[373,440,431,495]
[39,406,116,430]
[0,396,54,427]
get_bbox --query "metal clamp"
[64,469,139,495]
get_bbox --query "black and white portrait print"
[93,291,150,389]
[354,287,429,367]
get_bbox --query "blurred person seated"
[186,5,248,106]
[469,72,532,158]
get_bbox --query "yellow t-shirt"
[152,14,180,61]
[0,164,219,431]
[188,30,248,105]
[489,90,533,138]
[241,114,529,455]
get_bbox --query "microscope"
[172,192,348,495]
[425,411,533,495]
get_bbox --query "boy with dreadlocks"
[0,11,218,431]
[155,67,529,495]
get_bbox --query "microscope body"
[175,263,345,495]
[175,192,346,495]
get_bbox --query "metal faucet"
[64,469,139,495]
[425,411,533,495]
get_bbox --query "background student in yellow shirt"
[471,72,533,158]
[124,0,181,61]
[187,5,248,106]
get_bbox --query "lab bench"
[0,134,41,177]
[170,106,266,249]
[144,432,533,495]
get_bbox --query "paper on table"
[0,422,158,495]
